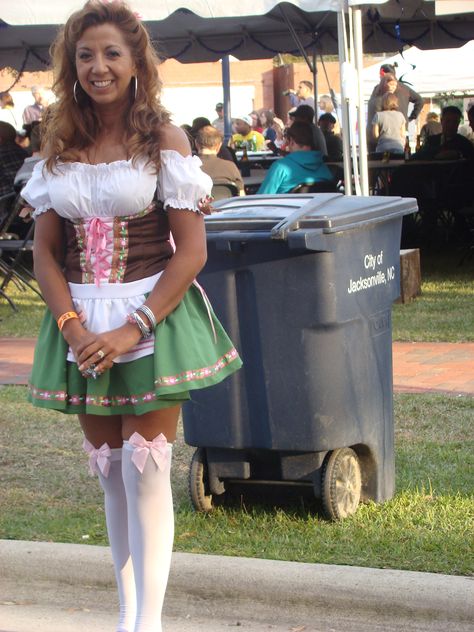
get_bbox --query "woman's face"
[75,23,135,111]
[385,80,397,94]
[260,112,267,126]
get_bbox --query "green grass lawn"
[1,252,472,575]
[0,386,472,575]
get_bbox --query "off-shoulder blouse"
[21,149,213,218]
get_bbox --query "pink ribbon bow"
[85,217,110,286]
[128,432,169,473]
[83,439,112,477]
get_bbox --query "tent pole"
[313,48,319,120]
[354,8,369,196]
[337,10,352,196]
[222,55,232,145]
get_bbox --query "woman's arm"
[372,122,380,140]
[142,124,207,319]
[33,210,107,360]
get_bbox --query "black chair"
[211,181,240,201]
[0,191,18,235]
[0,189,41,310]
[290,180,339,194]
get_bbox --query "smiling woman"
[18,1,242,631]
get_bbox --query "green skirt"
[28,285,242,416]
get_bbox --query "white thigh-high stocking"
[122,432,174,632]
[83,441,136,632]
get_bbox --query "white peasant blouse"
[21,149,213,220]
[20,149,213,364]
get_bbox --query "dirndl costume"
[21,150,242,416]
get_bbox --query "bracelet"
[57,311,79,331]
[126,312,153,339]
[136,305,157,330]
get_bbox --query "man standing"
[212,102,225,134]
[196,126,244,194]
[257,122,333,194]
[22,86,49,125]
[285,81,315,109]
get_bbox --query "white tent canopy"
[1,0,474,70]
[362,41,474,98]
[1,0,473,195]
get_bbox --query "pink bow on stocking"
[128,432,169,473]
[83,438,112,477]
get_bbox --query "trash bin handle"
[270,193,341,240]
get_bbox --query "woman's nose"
[91,54,108,74]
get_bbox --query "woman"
[0,91,20,130]
[21,2,241,631]
[249,109,263,133]
[372,92,406,155]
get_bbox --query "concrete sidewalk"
[1,337,474,395]
[1,539,473,632]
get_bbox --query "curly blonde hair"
[42,0,169,172]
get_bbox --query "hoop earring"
[132,76,138,100]
[73,80,79,104]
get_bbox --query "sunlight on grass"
[0,386,472,575]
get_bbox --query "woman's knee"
[79,413,124,448]
[122,405,181,442]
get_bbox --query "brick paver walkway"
[0,338,473,396]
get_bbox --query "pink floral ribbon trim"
[83,438,112,477]
[128,431,170,473]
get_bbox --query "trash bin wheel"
[188,447,214,512]
[321,447,362,520]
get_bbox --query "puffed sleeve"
[158,150,213,213]
[20,160,53,219]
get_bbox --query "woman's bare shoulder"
[159,123,192,157]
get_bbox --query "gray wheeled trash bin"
[184,192,418,519]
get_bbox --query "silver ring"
[97,349,105,360]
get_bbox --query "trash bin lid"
[206,193,417,239]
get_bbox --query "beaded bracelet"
[57,311,79,331]
[136,305,157,330]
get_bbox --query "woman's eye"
[108,50,120,57]
[78,53,91,60]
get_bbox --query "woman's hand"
[75,323,142,376]
[61,318,142,377]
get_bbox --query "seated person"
[190,116,235,163]
[196,125,244,195]
[412,105,474,161]
[230,115,266,151]
[257,122,333,195]
[318,112,343,161]
[289,105,327,157]
[14,121,43,190]
[0,121,28,196]
[420,111,442,145]
[458,103,474,145]
[371,93,406,155]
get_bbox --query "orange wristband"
[57,311,79,331]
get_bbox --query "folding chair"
[211,181,240,201]
[0,195,41,310]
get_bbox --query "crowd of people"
[0,64,474,205]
